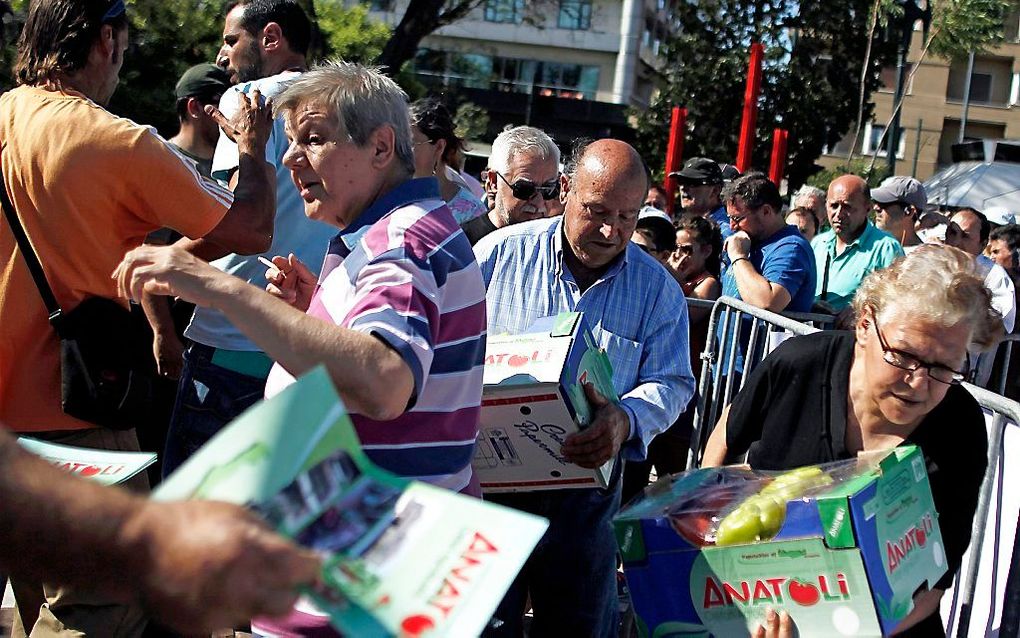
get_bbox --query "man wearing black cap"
[168,63,232,179]
[670,156,732,239]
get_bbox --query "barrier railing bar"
[956,406,1007,638]
[742,317,763,392]
[995,338,1014,397]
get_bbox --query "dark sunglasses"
[496,172,560,201]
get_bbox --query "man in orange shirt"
[0,0,277,634]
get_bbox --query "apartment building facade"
[358,0,673,144]
[818,7,1020,180]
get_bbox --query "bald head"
[827,174,871,242]
[572,139,648,191]
[563,139,648,270]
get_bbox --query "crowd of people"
[0,0,1013,637]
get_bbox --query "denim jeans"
[162,343,267,478]
[483,463,622,638]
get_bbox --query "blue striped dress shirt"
[473,216,695,461]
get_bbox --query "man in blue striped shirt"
[474,139,695,637]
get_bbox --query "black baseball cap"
[669,157,723,185]
[175,64,232,102]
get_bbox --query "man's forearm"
[732,262,789,311]
[619,376,694,461]
[200,149,276,257]
[206,276,414,420]
[0,429,148,600]
[141,290,177,338]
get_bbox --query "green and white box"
[475,312,618,492]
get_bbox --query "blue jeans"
[162,343,267,477]
[484,464,622,638]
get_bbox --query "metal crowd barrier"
[686,296,829,468]
[986,333,1020,397]
[682,296,1020,637]
[951,382,1019,638]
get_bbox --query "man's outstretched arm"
[0,427,321,634]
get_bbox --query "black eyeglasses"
[495,172,560,201]
[872,319,967,385]
[673,244,695,256]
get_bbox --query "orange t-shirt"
[0,85,233,433]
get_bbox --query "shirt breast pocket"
[596,330,642,397]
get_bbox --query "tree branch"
[866,26,939,176]
[438,0,485,26]
[846,0,882,166]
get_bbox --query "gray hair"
[852,245,1003,351]
[273,59,415,175]
[488,125,560,175]
[792,184,825,203]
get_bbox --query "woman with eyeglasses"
[703,245,1002,636]
[409,97,487,223]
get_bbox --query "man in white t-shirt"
[161,0,336,476]
[946,207,1016,385]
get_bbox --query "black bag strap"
[0,176,64,327]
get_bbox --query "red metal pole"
[736,43,764,173]
[768,128,789,185]
[663,106,687,216]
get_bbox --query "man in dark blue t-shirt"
[718,172,817,372]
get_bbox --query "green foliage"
[929,0,1013,60]
[805,159,890,190]
[453,101,489,141]
[108,0,224,136]
[316,2,391,63]
[0,2,24,92]
[0,0,396,136]
[633,0,897,189]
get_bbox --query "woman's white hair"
[852,244,1003,350]
[273,59,415,175]
[488,125,560,175]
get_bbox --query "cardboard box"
[615,446,947,637]
[474,312,618,493]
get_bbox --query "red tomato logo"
[400,614,435,636]
[787,579,820,606]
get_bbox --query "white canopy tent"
[924,161,1020,212]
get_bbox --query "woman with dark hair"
[409,97,487,223]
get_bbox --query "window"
[535,62,599,99]
[969,72,993,103]
[862,122,905,159]
[558,0,592,30]
[485,0,524,23]
[411,49,600,100]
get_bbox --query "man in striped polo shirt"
[117,61,486,488]
[114,60,487,633]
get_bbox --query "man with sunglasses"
[461,126,561,245]
[670,157,732,239]
[474,139,694,637]
[872,175,926,251]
